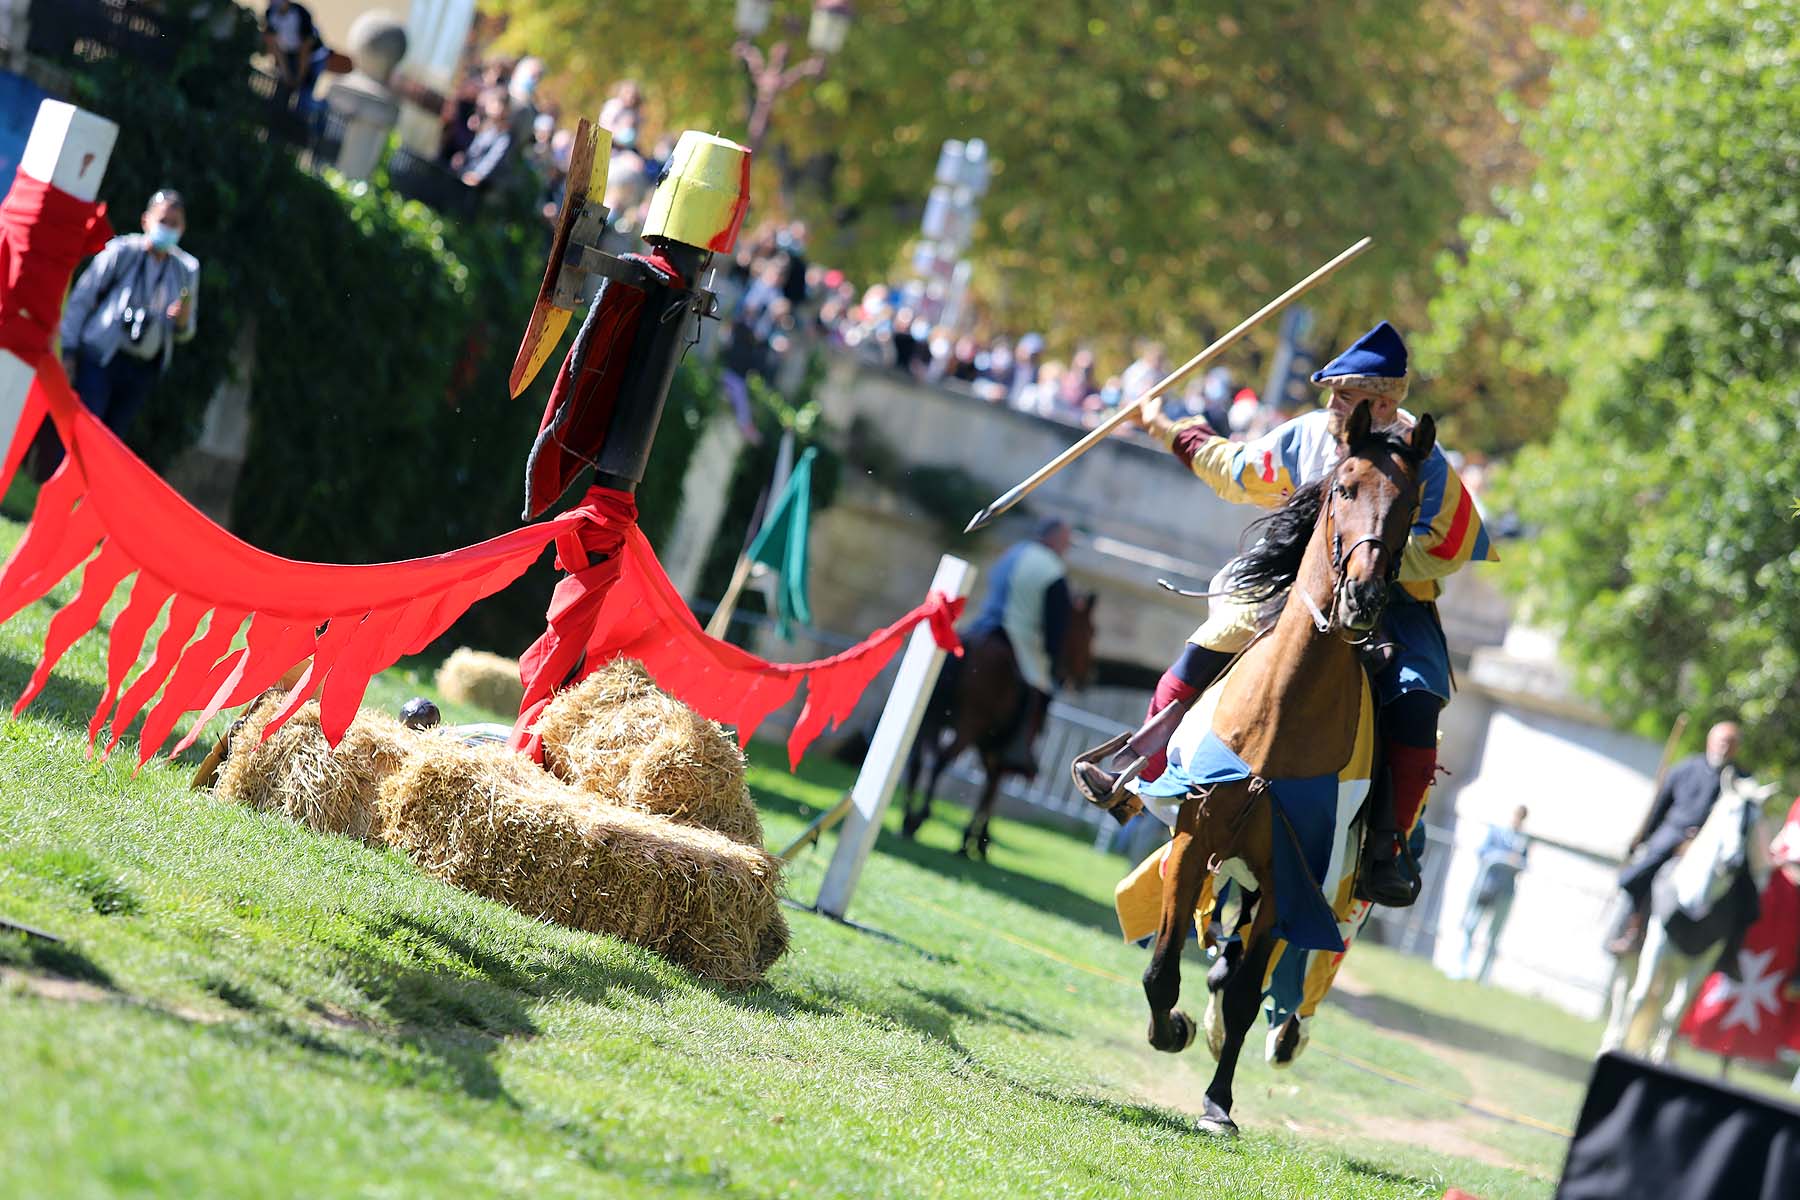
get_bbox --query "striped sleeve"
[1399,450,1498,594]
[1162,417,1297,509]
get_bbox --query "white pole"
[816,554,975,919]
[0,101,119,447]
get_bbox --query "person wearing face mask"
[1075,322,1499,905]
[49,189,201,471]
[262,0,326,112]
[1607,721,1745,955]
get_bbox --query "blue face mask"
[148,222,181,252]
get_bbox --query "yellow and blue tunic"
[1163,408,1498,702]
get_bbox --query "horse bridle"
[1300,461,1417,644]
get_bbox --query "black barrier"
[1558,1052,1800,1198]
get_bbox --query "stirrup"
[1070,733,1144,826]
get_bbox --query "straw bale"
[434,648,526,717]
[213,697,417,843]
[538,659,763,846]
[376,741,788,985]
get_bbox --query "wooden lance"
[962,236,1372,534]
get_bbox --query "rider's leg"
[1359,690,1442,907]
[997,685,1049,776]
[1139,642,1235,781]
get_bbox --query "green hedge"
[53,3,712,655]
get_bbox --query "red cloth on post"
[0,163,962,768]
[0,172,112,363]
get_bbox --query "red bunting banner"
[0,172,962,767]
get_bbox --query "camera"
[123,303,149,344]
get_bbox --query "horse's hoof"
[1203,994,1225,1061]
[1266,1015,1308,1069]
[1147,1010,1196,1054]
[1196,1100,1238,1138]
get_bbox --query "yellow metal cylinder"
[641,131,752,254]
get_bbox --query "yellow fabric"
[1187,434,1295,508]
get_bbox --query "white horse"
[1599,770,1777,1061]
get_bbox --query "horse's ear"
[1410,413,1437,461]
[1346,399,1372,446]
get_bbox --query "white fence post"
[0,100,118,448]
[815,554,975,919]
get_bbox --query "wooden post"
[0,101,118,450]
[0,101,114,945]
[815,554,975,919]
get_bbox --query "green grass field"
[0,517,1607,1198]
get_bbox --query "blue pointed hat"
[1311,320,1408,400]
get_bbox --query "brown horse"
[1143,401,1433,1136]
[899,593,1097,857]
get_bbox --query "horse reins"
[1303,460,1417,645]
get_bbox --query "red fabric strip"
[88,572,171,744]
[135,608,248,765]
[105,594,207,756]
[317,607,405,743]
[1427,484,1473,561]
[0,457,100,625]
[30,365,578,617]
[166,615,313,757]
[11,540,130,716]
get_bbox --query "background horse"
[899,593,1096,857]
[1140,402,1431,1136]
[1599,770,1776,1060]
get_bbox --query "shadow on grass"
[751,778,1123,937]
[1329,986,1595,1085]
[876,815,1123,937]
[0,930,116,987]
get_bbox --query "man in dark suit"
[1608,720,1741,954]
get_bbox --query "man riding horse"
[963,516,1076,777]
[1077,321,1498,906]
[1608,720,1743,955]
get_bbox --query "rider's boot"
[1356,761,1422,908]
[1073,644,1231,811]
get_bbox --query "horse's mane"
[1226,432,1422,605]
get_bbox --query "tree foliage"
[1427,0,1800,766]
[495,0,1519,365]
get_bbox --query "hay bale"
[213,697,417,843]
[376,741,788,985]
[434,648,526,717]
[538,659,763,847]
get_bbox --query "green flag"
[747,446,817,638]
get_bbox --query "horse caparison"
[900,593,1097,858]
[1145,400,1434,1136]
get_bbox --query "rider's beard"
[1325,405,1406,440]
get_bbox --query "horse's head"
[1062,592,1099,691]
[1325,400,1435,636]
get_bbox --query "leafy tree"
[494,0,1510,365]
[1426,0,1800,766]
